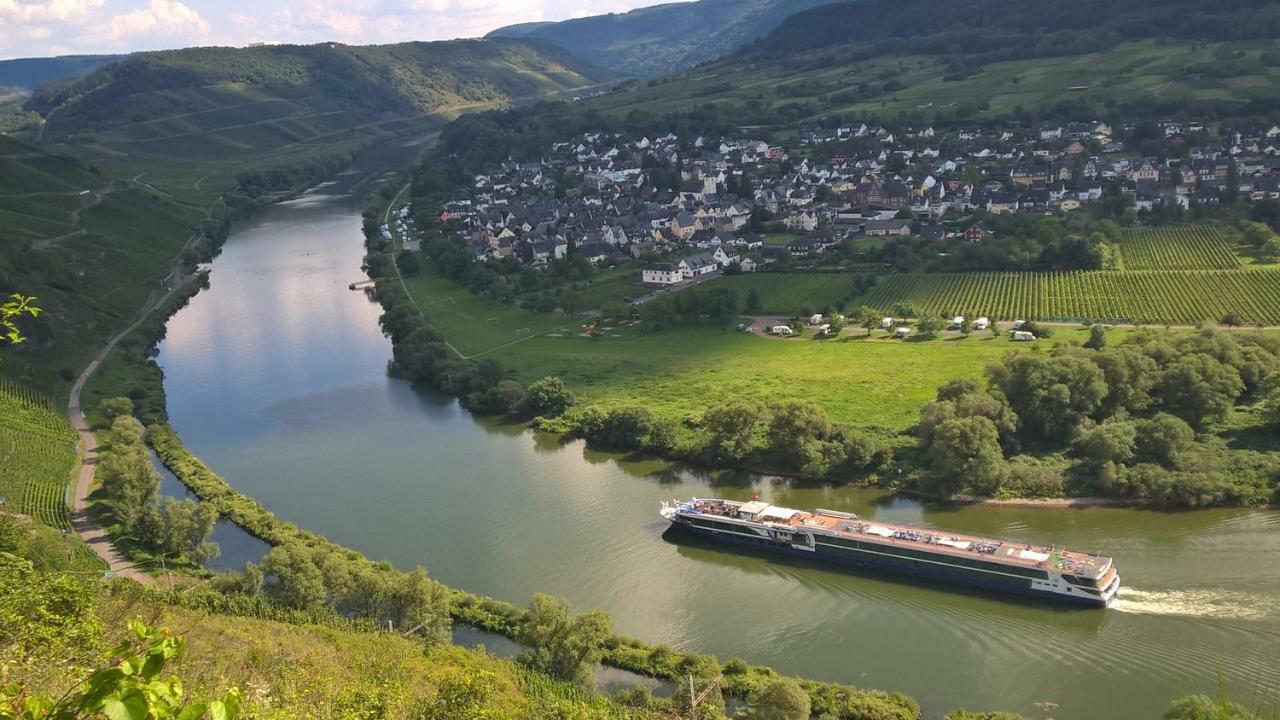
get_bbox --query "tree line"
[916,328,1280,506]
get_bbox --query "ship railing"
[815,508,859,520]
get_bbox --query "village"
[400,120,1280,293]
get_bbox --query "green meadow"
[401,270,1119,429]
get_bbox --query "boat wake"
[1112,587,1279,621]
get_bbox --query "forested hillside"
[29,40,608,134]
[578,0,1280,126]
[24,39,612,205]
[0,135,203,392]
[0,54,123,90]
[487,0,834,76]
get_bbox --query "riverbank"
[65,153,919,718]
[370,191,1280,510]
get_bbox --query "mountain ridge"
[485,0,836,76]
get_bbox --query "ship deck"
[683,499,1111,579]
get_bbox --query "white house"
[642,262,682,285]
[679,254,719,279]
[711,247,737,267]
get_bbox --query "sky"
[0,0,664,60]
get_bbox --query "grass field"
[0,381,76,529]
[400,271,1121,429]
[1117,226,1241,270]
[401,273,580,357]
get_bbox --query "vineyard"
[0,380,77,529]
[1117,226,1240,270]
[856,269,1280,325]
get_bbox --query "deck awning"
[738,500,770,515]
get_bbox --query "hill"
[0,134,204,392]
[26,39,612,204]
[486,0,835,76]
[0,54,123,90]
[579,0,1280,124]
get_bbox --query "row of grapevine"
[0,382,77,530]
[857,269,1280,326]
[1118,226,1239,270]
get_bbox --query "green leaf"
[140,651,166,680]
[176,702,208,720]
[102,692,147,720]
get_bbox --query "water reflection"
[150,450,270,573]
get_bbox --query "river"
[155,166,1280,719]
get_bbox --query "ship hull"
[669,516,1111,607]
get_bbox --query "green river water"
[155,171,1280,719]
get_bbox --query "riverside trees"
[917,329,1280,506]
[97,402,221,565]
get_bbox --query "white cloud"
[108,0,209,40]
[0,0,105,23]
[0,0,668,60]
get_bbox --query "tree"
[516,593,613,687]
[0,293,41,352]
[926,416,1009,497]
[987,353,1107,440]
[99,417,160,535]
[1156,354,1244,427]
[396,250,421,275]
[147,497,220,564]
[854,306,881,336]
[1073,420,1136,466]
[746,288,762,313]
[262,543,327,610]
[917,316,942,338]
[1134,413,1195,468]
[753,678,810,720]
[98,396,135,420]
[826,313,846,337]
[471,379,526,415]
[521,377,574,417]
[703,400,770,463]
[1163,692,1260,720]
[1084,324,1107,350]
[559,289,585,317]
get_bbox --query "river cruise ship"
[660,498,1120,606]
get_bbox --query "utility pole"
[684,673,723,720]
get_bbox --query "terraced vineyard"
[1118,226,1240,270]
[0,381,77,529]
[856,270,1280,326]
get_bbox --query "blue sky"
[0,0,661,60]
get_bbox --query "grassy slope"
[585,39,1280,123]
[18,584,651,720]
